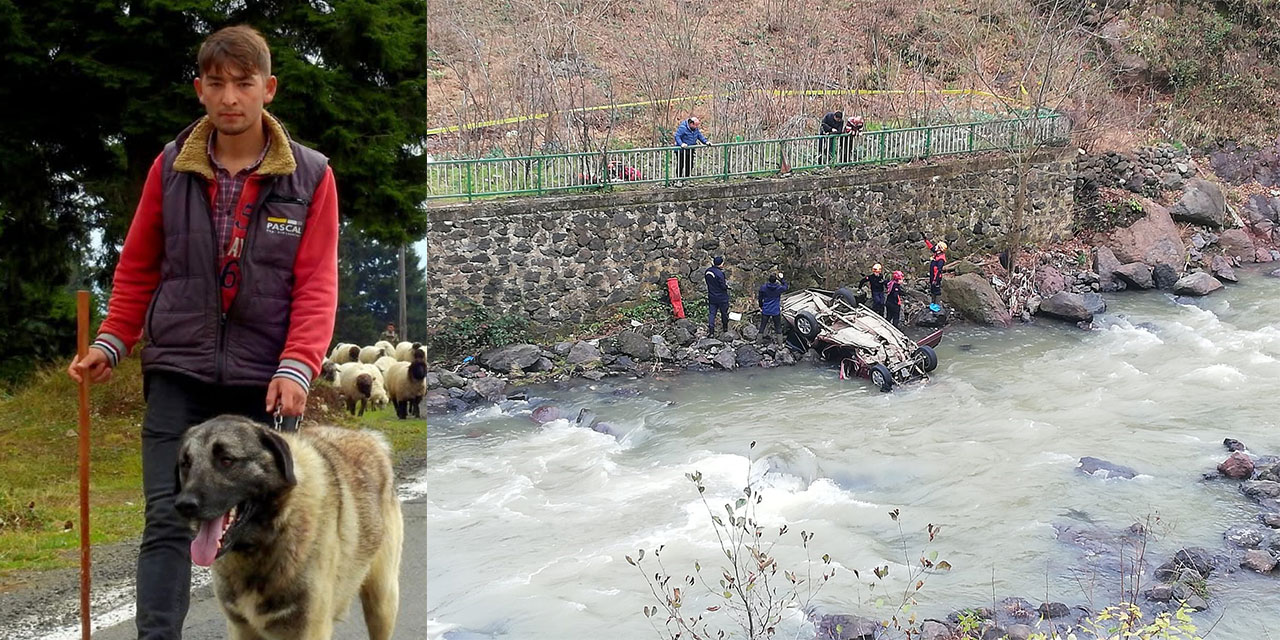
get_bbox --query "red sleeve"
[276,166,339,383]
[924,238,935,251]
[95,153,167,360]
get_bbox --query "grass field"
[0,358,426,585]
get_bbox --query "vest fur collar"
[173,111,297,180]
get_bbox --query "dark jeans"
[137,371,271,640]
[871,291,886,317]
[676,147,695,178]
[707,300,729,335]
[759,313,782,335]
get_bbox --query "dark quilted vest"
[141,120,328,386]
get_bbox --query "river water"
[427,269,1280,639]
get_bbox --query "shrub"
[429,301,528,359]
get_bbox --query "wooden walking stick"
[76,290,91,640]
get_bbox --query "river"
[426,269,1280,639]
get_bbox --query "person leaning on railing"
[673,116,710,181]
[817,110,844,164]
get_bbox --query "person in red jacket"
[65,25,338,639]
[924,235,947,305]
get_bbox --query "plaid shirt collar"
[207,127,271,177]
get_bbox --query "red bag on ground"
[666,277,685,319]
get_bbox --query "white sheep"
[330,343,361,364]
[337,362,388,416]
[358,345,387,364]
[394,341,426,362]
[374,340,396,354]
[373,355,399,375]
[386,360,428,419]
[319,358,340,385]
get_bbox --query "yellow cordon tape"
[426,88,1028,136]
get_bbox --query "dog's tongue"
[191,513,227,567]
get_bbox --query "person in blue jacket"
[705,255,730,336]
[757,271,788,337]
[673,117,710,179]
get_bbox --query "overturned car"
[781,288,942,392]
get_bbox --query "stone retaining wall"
[428,150,1075,330]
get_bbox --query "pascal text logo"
[265,216,303,237]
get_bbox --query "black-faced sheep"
[337,362,388,416]
[330,343,361,364]
[394,341,425,362]
[386,360,428,419]
[358,345,387,364]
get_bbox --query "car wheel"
[835,287,858,308]
[914,345,938,372]
[794,310,821,340]
[869,363,893,392]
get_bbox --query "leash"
[273,410,302,433]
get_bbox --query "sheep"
[330,343,361,364]
[319,358,340,385]
[386,359,428,419]
[358,345,387,364]
[374,340,396,355]
[337,362,388,416]
[373,355,399,375]
[394,341,426,362]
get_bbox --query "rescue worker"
[857,263,887,318]
[924,235,947,305]
[757,271,788,338]
[885,270,905,327]
[705,255,730,336]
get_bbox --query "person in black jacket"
[705,255,730,336]
[924,235,947,304]
[857,263,887,317]
[884,270,905,327]
[817,110,844,164]
[756,272,788,337]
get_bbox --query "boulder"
[1113,262,1155,289]
[735,344,763,367]
[1037,291,1092,323]
[693,337,724,350]
[1218,228,1255,260]
[1037,602,1071,619]
[1224,524,1269,549]
[1243,481,1280,501]
[615,330,653,360]
[1172,272,1223,296]
[672,322,695,346]
[437,370,468,389]
[1263,513,1280,528]
[1034,265,1067,296]
[814,614,879,640]
[1218,452,1254,479]
[425,390,451,414]
[1152,263,1179,290]
[1241,549,1277,574]
[919,620,953,640]
[915,306,948,328]
[567,341,602,365]
[1077,456,1138,479]
[740,323,760,340]
[1210,255,1238,282]
[1171,547,1216,577]
[1170,178,1226,227]
[942,274,1012,327]
[1006,624,1032,640]
[1224,438,1247,452]
[949,259,982,275]
[1093,246,1124,292]
[1107,199,1188,267]
[776,348,797,365]
[654,342,673,360]
[425,372,441,389]
[712,349,737,370]
[470,376,509,403]
[477,343,542,373]
[1080,293,1107,316]
[1184,595,1209,612]
[552,341,574,357]
[1258,248,1277,263]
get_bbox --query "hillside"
[427,0,1279,156]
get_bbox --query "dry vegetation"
[427,0,1279,156]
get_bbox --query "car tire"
[835,287,858,308]
[914,345,938,372]
[794,310,820,340]
[869,363,893,392]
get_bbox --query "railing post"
[968,123,976,152]
[924,127,932,159]
[466,162,474,203]
[722,143,730,181]
[536,157,543,195]
[664,148,671,186]
[878,131,886,164]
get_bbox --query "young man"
[756,271,788,338]
[66,25,339,639]
[704,255,730,336]
[381,322,399,343]
[924,236,948,304]
[857,263,887,318]
[673,116,710,180]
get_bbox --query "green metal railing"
[427,114,1070,203]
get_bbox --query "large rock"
[477,343,542,373]
[1113,262,1155,289]
[815,614,879,640]
[1219,452,1255,479]
[1242,549,1278,574]
[1077,456,1138,479]
[425,390,451,414]
[942,274,1012,327]
[1080,293,1107,316]
[615,331,653,360]
[1107,199,1187,268]
[1152,263,1179,290]
[1224,523,1269,549]
[1173,272,1223,296]
[1218,228,1255,260]
[469,376,509,403]
[735,344,763,367]
[712,349,737,370]
[437,370,468,389]
[1093,246,1124,292]
[567,341,602,365]
[1034,265,1067,296]
[1170,179,1226,227]
[1037,291,1093,323]
[1242,481,1280,501]
[1210,255,1238,282]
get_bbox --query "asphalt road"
[90,493,427,640]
